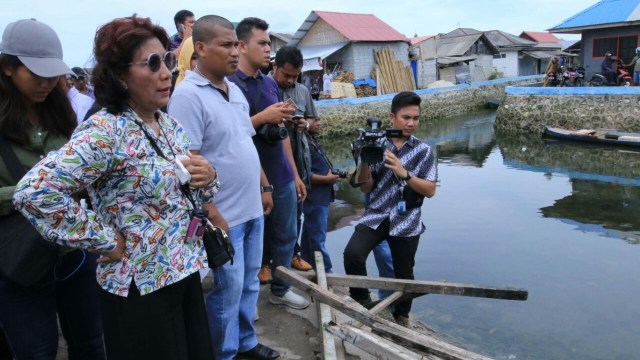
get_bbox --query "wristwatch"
[402,171,413,181]
[261,185,274,193]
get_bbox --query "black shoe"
[237,343,280,360]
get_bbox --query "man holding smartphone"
[270,46,319,272]
[170,10,196,55]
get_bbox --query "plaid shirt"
[360,136,437,237]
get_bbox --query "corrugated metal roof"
[519,31,561,43]
[314,11,407,42]
[485,30,536,48]
[435,28,499,57]
[298,42,350,60]
[550,0,640,31]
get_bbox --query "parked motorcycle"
[561,65,585,87]
[587,62,631,86]
[616,65,632,86]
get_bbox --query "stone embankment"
[495,86,640,133]
[315,76,542,136]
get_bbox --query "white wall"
[415,59,437,88]
[491,51,519,77]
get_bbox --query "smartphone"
[284,98,297,109]
[178,23,185,33]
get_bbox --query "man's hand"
[325,169,340,184]
[183,24,193,39]
[259,102,295,125]
[91,230,126,264]
[295,176,307,203]
[383,149,408,178]
[261,192,273,215]
[181,153,216,187]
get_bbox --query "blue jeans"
[373,240,395,300]
[0,250,105,360]
[264,181,298,296]
[300,204,332,272]
[206,216,264,359]
[634,71,640,84]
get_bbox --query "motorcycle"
[561,65,585,87]
[616,65,632,86]
[587,62,632,86]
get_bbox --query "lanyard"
[127,110,198,210]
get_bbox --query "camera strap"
[129,111,198,211]
[308,135,335,170]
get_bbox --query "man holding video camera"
[344,91,437,328]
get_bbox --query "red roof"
[314,11,407,42]
[410,35,434,46]
[519,31,561,43]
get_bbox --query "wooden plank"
[324,274,528,301]
[369,291,404,315]
[274,266,494,360]
[376,66,382,96]
[296,273,527,301]
[315,252,338,360]
[325,323,430,360]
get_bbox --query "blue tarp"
[352,78,377,87]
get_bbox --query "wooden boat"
[544,126,640,148]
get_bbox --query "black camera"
[331,169,348,178]
[256,124,288,145]
[351,117,402,163]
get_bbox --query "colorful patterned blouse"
[13,109,218,296]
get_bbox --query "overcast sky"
[1,0,600,67]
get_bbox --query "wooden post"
[315,252,339,360]
[274,266,494,360]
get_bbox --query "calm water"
[321,110,640,360]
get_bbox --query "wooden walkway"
[275,252,528,360]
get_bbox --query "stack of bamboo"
[373,47,416,95]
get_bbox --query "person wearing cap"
[0,19,106,359]
[12,15,219,359]
[601,51,615,85]
[71,66,95,100]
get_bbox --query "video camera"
[351,117,402,163]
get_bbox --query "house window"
[493,54,506,59]
[593,35,639,62]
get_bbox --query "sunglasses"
[129,52,177,72]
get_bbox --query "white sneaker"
[269,290,310,309]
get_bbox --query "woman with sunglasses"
[0,19,106,359]
[13,15,218,359]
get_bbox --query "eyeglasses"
[129,52,176,72]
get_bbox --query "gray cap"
[0,19,72,77]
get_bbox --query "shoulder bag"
[134,118,234,269]
[0,137,59,287]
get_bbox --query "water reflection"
[322,110,640,359]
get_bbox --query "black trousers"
[343,220,420,317]
[98,272,214,360]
